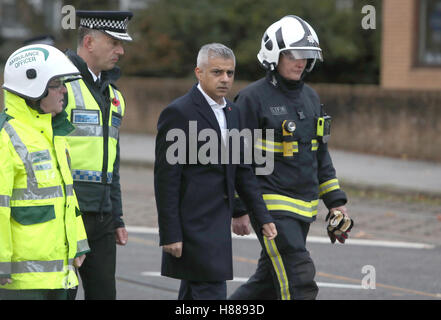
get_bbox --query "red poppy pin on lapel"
[112,97,120,106]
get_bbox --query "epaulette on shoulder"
[0,111,13,131]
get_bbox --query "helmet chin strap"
[298,58,317,80]
[305,58,316,72]
[299,70,308,81]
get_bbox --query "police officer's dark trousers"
[229,214,318,300]
[70,211,116,300]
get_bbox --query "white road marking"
[126,226,435,249]
[140,271,365,290]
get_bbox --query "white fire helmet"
[257,15,323,72]
[3,44,80,100]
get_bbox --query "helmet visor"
[46,75,81,90]
[61,74,82,83]
[281,49,323,62]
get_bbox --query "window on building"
[419,0,441,66]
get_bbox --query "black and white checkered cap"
[77,10,133,41]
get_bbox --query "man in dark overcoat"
[154,43,277,300]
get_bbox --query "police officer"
[0,44,90,300]
[230,15,353,300]
[63,10,132,300]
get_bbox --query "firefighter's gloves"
[325,210,354,244]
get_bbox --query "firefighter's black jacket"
[234,71,347,223]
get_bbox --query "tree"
[122,0,382,84]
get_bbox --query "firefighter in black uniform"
[229,15,353,300]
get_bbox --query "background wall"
[1,75,439,162]
[116,77,441,163]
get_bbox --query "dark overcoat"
[154,85,273,281]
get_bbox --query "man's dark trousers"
[178,280,227,300]
[70,211,116,300]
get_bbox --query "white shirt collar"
[88,67,101,82]
[197,83,226,109]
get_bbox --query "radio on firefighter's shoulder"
[316,114,331,144]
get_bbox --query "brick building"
[381,0,441,89]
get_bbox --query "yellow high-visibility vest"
[0,91,89,290]
[64,79,125,184]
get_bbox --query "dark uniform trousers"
[70,211,116,300]
[230,215,318,300]
[178,280,227,300]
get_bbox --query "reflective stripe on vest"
[0,258,81,275]
[69,124,119,140]
[66,80,124,184]
[262,194,319,218]
[69,81,120,140]
[319,178,340,197]
[3,122,71,201]
[0,195,10,207]
[0,261,11,275]
[111,86,123,114]
[72,170,113,184]
[6,260,64,274]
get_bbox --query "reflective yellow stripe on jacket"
[262,194,319,218]
[255,138,298,153]
[256,138,320,153]
[319,179,341,197]
[311,139,319,151]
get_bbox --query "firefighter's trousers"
[230,215,318,300]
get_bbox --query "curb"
[340,180,441,201]
[121,158,154,169]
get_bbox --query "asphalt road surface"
[75,166,441,300]
[107,230,440,300]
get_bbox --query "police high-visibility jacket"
[0,91,90,290]
[234,72,347,223]
[63,50,125,222]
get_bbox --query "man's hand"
[262,223,277,240]
[116,227,128,246]
[232,214,251,236]
[0,278,12,286]
[163,242,183,258]
[74,254,86,268]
